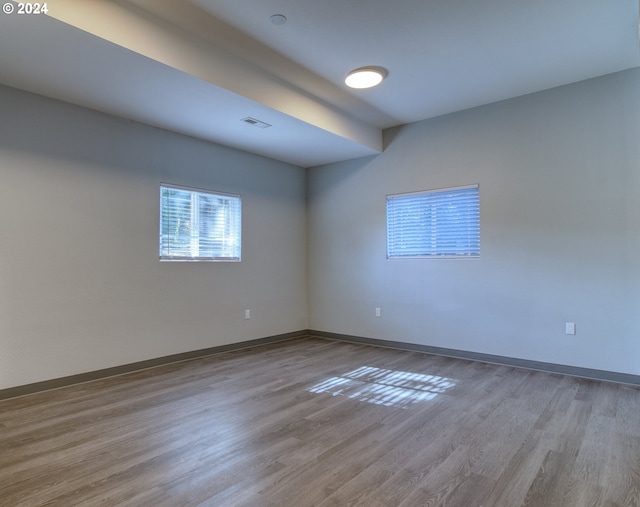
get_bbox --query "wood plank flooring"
[1,337,639,506]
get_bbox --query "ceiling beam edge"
[45,0,382,154]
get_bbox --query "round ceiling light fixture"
[345,66,388,89]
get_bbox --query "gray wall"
[2,68,638,390]
[308,68,640,376]
[0,85,308,389]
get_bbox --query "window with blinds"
[386,185,479,258]
[160,184,241,261]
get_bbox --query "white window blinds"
[386,185,479,258]
[160,184,241,261]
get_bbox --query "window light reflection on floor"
[307,366,456,408]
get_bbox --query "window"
[386,184,479,258]
[159,184,241,261]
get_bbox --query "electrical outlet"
[565,322,576,335]
[245,309,251,320]
[375,307,381,318]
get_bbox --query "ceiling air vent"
[241,117,272,129]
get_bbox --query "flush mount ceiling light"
[345,66,388,89]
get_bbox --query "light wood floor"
[1,337,639,506]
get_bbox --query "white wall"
[308,69,640,375]
[0,85,308,389]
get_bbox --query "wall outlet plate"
[565,322,576,335]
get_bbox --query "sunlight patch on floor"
[307,366,456,408]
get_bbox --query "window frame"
[159,183,242,262]
[386,184,480,260]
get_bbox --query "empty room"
[1,1,639,506]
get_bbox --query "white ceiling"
[0,0,638,167]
